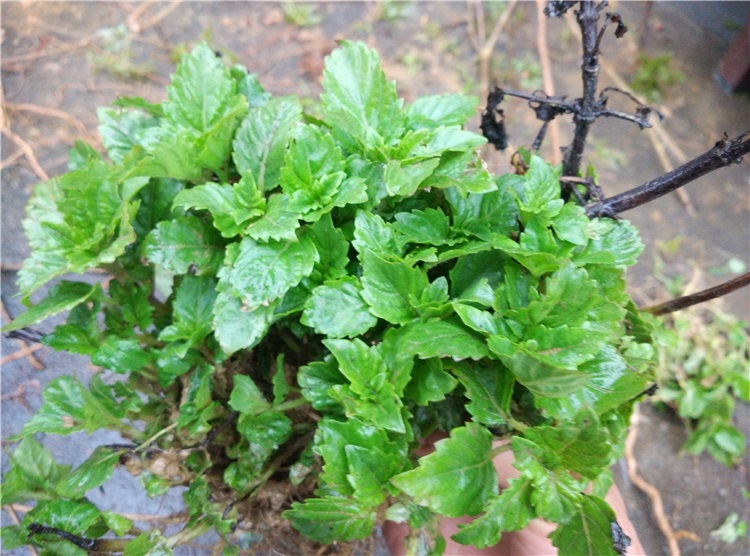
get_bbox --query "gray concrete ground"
[2,2,749,555]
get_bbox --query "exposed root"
[0,125,50,181]
[625,405,682,556]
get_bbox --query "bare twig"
[469,0,518,95]
[1,36,94,68]
[0,125,50,181]
[588,131,750,217]
[644,272,750,316]
[4,102,89,135]
[0,344,44,367]
[625,405,682,556]
[536,0,561,163]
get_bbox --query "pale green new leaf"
[244,193,300,242]
[233,97,302,190]
[450,361,514,426]
[390,422,497,517]
[159,275,217,346]
[321,41,404,149]
[406,94,478,129]
[163,43,239,136]
[1,437,70,504]
[98,107,158,163]
[212,290,276,355]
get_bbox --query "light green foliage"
[654,308,749,466]
[4,40,663,555]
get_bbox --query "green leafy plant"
[630,52,685,101]
[653,307,749,466]
[2,41,664,555]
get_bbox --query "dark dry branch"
[644,272,750,316]
[587,131,750,217]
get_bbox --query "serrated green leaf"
[15,375,127,439]
[272,355,290,404]
[321,41,404,150]
[112,96,164,116]
[551,202,589,246]
[91,335,153,373]
[360,251,427,324]
[574,219,643,268]
[306,213,350,282]
[284,496,377,544]
[244,193,300,242]
[1,437,70,504]
[231,65,271,108]
[313,417,404,501]
[302,277,377,338]
[233,96,302,190]
[98,107,158,163]
[392,208,453,245]
[1,525,27,551]
[2,281,98,332]
[352,210,403,258]
[450,361,514,426]
[406,94,478,129]
[384,158,440,197]
[404,358,458,405]
[487,334,590,397]
[143,216,223,275]
[229,374,269,415]
[281,124,347,214]
[217,234,318,311]
[452,478,535,548]
[101,512,133,537]
[391,319,490,360]
[411,127,486,158]
[172,175,265,237]
[163,43,239,136]
[421,149,496,194]
[25,499,102,536]
[323,338,387,394]
[390,422,497,517]
[550,495,618,556]
[511,437,583,522]
[159,275,217,347]
[56,447,124,499]
[18,162,139,298]
[298,357,347,414]
[446,179,518,241]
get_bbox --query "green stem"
[136,422,178,450]
[491,443,513,458]
[506,416,528,433]
[273,396,309,412]
[166,520,212,549]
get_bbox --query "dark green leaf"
[98,108,158,163]
[244,193,300,242]
[404,358,458,405]
[450,361,514,426]
[228,375,269,415]
[24,499,101,536]
[392,208,452,245]
[298,357,347,414]
[91,336,153,373]
[446,182,518,242]
[390,422,497,517]
[390,319,490,361]
[550,496,618,556]
[123,531,173,556]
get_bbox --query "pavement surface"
[2,2,749,555]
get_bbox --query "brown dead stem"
[562,12,695,214]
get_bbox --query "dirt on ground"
[1,2,749,555]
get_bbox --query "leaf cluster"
[3,41,662,555]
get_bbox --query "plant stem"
[491,443,513,458]
[137,421,178,450]
[273,396,309,412]
[562,0,602,177]
[588,131,750,216]
[643,272,750,316]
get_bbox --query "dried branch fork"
[587,131,750,217]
